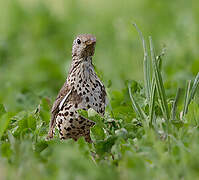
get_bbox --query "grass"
[1,26,199,179]
[1,0,199,180]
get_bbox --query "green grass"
[1,0,199,179]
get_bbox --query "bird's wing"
[47,81,72,139]
[102,85,108,106]
[101,84,107,115]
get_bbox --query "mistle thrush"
[47,34,106,142]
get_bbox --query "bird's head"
[72,34,96,59]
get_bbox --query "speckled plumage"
[47,34,106,142]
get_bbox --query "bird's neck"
[68,56,93,76]
[71,56,92,68]
[72,55,92,63]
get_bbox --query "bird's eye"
[77,39,81,44]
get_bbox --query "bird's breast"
[67,65,105,115]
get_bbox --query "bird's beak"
[85,37,96,45]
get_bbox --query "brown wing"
[47,81,72,139]
[100,84,107,115]
[101,84,107,104]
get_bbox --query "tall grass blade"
[149,57,162,127]
[183,80,191,116]
[128,83,146,120]
[171,88,182,120]
[133,23,151,102]
[187,72,199,106]
[149,78,156,127]
[149,36,170,122]
[182,73,199,117]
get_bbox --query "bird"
[47,34,107,143]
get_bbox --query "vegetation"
[0,0,199,179]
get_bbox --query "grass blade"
[187,72,199,106]
[128,83,146,120]
[133,23,151,102]
[182,73,199,117]
[149,36,170,122]
[149,77,156,127]
[149,56,162,127]
[183,80,191,116]
[171,88,182,120]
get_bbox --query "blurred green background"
[0,0,198,111]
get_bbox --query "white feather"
[59,89,72,110]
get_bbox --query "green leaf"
[18,113,28,130]
[0,113,11,139]
[77,109,89,119]
[34,140,48,153]
[27,114,36,130]
[94,136,117,156]
[91,124,105,141]
[79,109,105,128]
